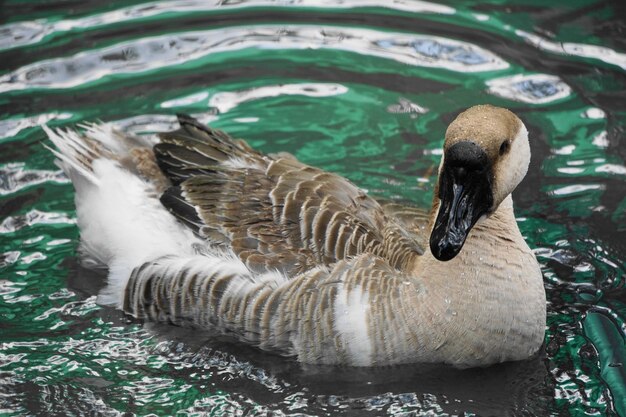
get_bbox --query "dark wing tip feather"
[160,185,203,233]
[176,113,204,130]
[153,143,212,185]
[171,113,246,151]
[175,113,230,145]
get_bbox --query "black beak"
[429,141,493,261]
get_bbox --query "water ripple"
[486,74,571,104]
[19,252,46,265]
[0,352,26,368]
[181,392,269,416]
[595,164,626,176]
[0,209,76,233]
[160,91,210,108]
[0,252,21,268]
[208,83,348,113]
[0,163,69,196]
[0,280,26,296]
[582,108,606,120]
[591,131,609,148]
[34,296,99,321]
[0,25,508,93]
[0,0,454,51]
[33,384,125,416]
[516,29,626,71]
[0,113,73,141]
[550,184,604,197]
[313,391,447,415]
[386,97,428,116]
[156,344,284,391]
[123,376,176,403]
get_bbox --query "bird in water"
[44,104,546,367]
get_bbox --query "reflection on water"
[0,112,73,141]
[207,83,348,113]
[487,73,571,104]
[0,25,509,93]
[1,0,625,415]
[0,163,69,195]
[515,29,626,71]
[0,0,455,52]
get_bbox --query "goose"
[43,104,546,367]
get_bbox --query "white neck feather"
[401,193,545,367]
[492,124,530,208]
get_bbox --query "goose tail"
[43,123,200,307]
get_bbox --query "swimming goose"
[43,104,546,367]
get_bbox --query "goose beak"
[430,141,493,261]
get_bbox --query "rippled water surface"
[2,0,626,415]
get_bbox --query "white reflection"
[557,167,584,175]
[567,160,585,166]
[233,117,259,123]
[387,97,428,116]
[551,184,603,196]
[160,91,209,108]
[0,280,26,297]
[0,112,73,140]
[0,25,508,93]
[0,252,20,268]
[487,73,571,104]
[0,0,454,51]
[47,239,72,246]
[0,163,69,196]
[554,145,575,155]
[582,108,606,119]
[591,131,608,148]
[516,29,626,71]
[595,164,626,176]
[0,210,76,233]
[209,83,348,113]
[20,252,46,265]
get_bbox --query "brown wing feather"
[378,201,430,253]
[156,115,422,276]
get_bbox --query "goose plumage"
[44,104,546,367]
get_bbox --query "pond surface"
[1,0,625,415]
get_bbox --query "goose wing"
[155,115,422,276]
[378,201,430,254]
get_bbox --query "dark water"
[1,0,625,415]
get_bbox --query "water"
[1,0,625,415]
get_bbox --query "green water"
[1,0,625,415]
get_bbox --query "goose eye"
[499,140,510,156]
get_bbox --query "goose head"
[429,105,530,261]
